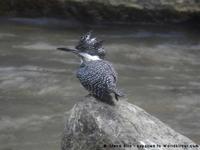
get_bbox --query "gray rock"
[73,0,200,12]
[61,97,199,150]
[0,0,199,24]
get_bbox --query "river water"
[0,18,199,150]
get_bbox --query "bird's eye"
[81,36,85,41]
[85,35,90,40]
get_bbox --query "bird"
[57,31,124,105]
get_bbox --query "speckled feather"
[76,60,121,104]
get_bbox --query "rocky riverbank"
[0,0,199,24]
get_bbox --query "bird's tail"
[112,88,125,101]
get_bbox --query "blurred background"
[0,0,200,150]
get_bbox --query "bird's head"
[57,31,106,63]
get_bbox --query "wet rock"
[0,0,199,24]
[72,0,200,12]
[0,0,66,17]
[61,97,199,150]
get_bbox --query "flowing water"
[0,18,200,150]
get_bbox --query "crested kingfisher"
[57,31,124,105]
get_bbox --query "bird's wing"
[103,60,118,83]
[102,61,124,99]
[77,60,117,93]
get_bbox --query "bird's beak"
[57,47,79,55]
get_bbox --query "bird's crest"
[75,31,106,59]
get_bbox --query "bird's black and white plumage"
[57,31,124,105]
